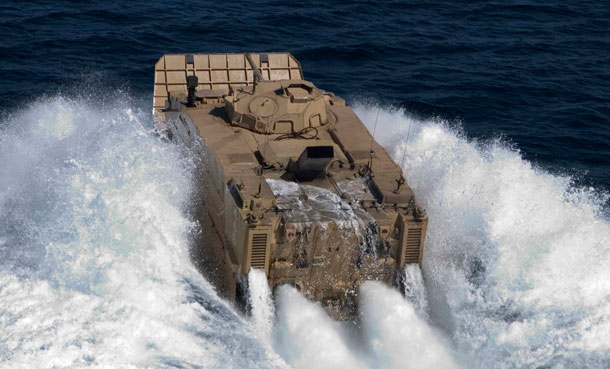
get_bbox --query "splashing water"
[360,281,458,369]
[354,103,610,368]
[403,264,429,321]
[270,278,457,369]
[2,94,609,369]
[273,286,368,369]
[0,96,285,368]
[248,269,275,343]
[266,178,373,228]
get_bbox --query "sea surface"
[1,1,609,368]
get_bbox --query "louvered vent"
[403,228,422,264]
[250,233,268,269]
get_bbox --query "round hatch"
[249,96,277,117]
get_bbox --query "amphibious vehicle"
[153,52,427,319]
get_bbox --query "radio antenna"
[368,109,380,173]
[400,118,413,169]
[257,98,276,197]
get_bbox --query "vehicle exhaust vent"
[289,146,334,181]
[250,233,268,269]
[403,227,422,264]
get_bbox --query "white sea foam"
[273,285,368,369]
[360,281,458,369]
[0,96,285,368]
[3,94,609,368]
[272,277,458,369]
[354,103,610,368]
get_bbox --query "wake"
[2,94,609,369]
[250,103,610,369]
[0,96,285,368]
[354,103,610,368]
[248,266,456,369]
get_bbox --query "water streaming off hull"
[359,281,458,369]
[273,285,369,369]
[248,269,275,344]
[268,268,457,369]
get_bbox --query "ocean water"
[1,1,609,368]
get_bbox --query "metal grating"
[250,233,268,269]
[403,228,422,264]
[153,53,303,111]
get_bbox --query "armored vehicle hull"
[153,53,427,320]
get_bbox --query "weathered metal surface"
[154,52,428,320]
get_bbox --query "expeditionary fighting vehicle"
[153,52,428,319]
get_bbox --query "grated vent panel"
[250,233,268,269]
[403,228,422,264]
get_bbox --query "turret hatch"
[223,80,328,134]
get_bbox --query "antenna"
[400,118,413,169]
[257,121,266,198]
[257,92,275,197]
[392,119,413,194]
[368,109,380,174]
[246,53,262,93]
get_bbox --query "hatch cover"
[249,96,277,117]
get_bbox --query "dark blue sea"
[1,2,609,368]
